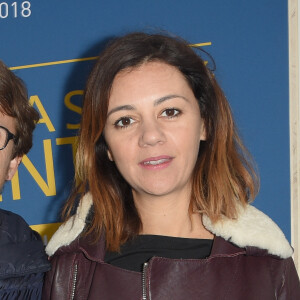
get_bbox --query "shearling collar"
[202,205,293,258]
[46,193,93,256]
[46,193,293,259]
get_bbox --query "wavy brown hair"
[0,60,39,157]
[63,32,259,251]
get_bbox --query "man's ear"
[6,156,22,181]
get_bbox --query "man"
[0,60,50,299]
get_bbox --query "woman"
[43,33,300,299]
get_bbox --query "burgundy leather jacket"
[42,194,300,300]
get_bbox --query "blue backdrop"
[0,0,290,240]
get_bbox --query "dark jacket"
[43,194,300,300]
[0,209,51,300]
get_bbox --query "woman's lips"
[139,156,173,170]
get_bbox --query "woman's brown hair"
[63,32,259,251]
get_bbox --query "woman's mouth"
[139,156,173,169]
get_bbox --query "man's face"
[0,111,21,193]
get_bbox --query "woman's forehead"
[109,62,188,101]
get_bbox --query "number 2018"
[0,1,31,18]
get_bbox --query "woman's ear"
[6,156,22,180]
[107,150,114,161]
[199,120,206,141]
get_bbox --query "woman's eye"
[161,108,180,118]
[114,117,134,128]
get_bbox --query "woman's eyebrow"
[154,94,188,106]
[107,105,135,117]
[107,94,188,117]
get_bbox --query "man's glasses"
[0,125,16,150]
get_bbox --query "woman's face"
[104,61,206,200]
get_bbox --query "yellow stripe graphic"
[190,42,212,47]
[9,42,211,70]
[9,56,99,70]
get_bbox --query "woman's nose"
[138,119,166,147]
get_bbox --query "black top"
[105,234,213,272]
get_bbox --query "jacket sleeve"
[42,253,77,300]
[0,272,44,300]
[277,257,300,299]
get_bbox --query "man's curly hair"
[0,60,39,157]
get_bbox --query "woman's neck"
[132,191,214,240]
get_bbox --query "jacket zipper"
[71,263,78,300]
[142,262,149,300]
